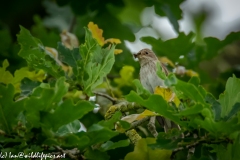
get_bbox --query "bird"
[134,48,179,133]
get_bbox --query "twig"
[93,91,117,104]
[125,129,142,145]
[68,16,76,32]
[54,146,80,160]
[129,116,150,130]
[148,116,158,138]
[105,101,142,120]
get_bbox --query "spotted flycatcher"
[134,48,178,133]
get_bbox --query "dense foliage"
[1,0,240,159]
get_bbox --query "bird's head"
[134,48,158,64]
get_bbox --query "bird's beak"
[133,54,138,58]
[133,52,140,58]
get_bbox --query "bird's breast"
[140,62,165,93]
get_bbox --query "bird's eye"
[145,52,148,54]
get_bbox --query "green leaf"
[153,0,185,32]
[57,42,81,75]
[0,84,25,134]
[24,77,68,128]
[132,79,151,99]
[141,32,194,62]
[98,111,122,129]
[219,76,240,118]
[210,134,240,160]
[223,103,240,121]
[0,59,13,84]
[20,78,41,96]
[31,15,60,48]
[125,138,172,160]
[79,28,115,95]
[84,148,110,160]
[126,91,182,125]
[177,103,203,116]
[55,120,81,136]
[205,93,221,121]
[149,133,179,150]
[156,62,167,80]
[17,26,64,77]
[43,100,94,131]
[86,124,119,145]
[100,139,130,151]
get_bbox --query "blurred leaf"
[100,139,130,151]
[153,0,185,32]
[219,76,240,118]
[0,28,12,52]
[141,32,194,63]
[105,38,121,44]
[0,84,25,134]
[84,148,110,160]
[60,30,79,49]
[125,138,172,160]
[31,15,60,48]
[17,26,65,77]
[114,66,134,87]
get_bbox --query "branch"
[93,91,117,104]
[129,116,150,130]
[105,101,142,120]
[148,116,158,138]
[54,146,80,160]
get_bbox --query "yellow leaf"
[114,66,134,87]
[121,114,139,123]
[60,30,79,49]
[185,69,199,77]
[88,22,105,46]
[154,86,180,107]
[105,38,121,44]
[136,110,158,120]
[114,49,123,55]
[159,57,175,67]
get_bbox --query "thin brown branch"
[93,91,117,104]
[148,116,158,138]
[54,146,80,160]
[129,116,150,130]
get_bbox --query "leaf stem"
[93,91,116,104]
